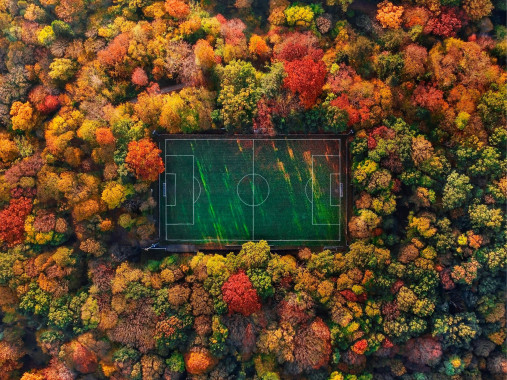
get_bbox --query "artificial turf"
[158,137,346,247]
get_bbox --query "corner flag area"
[158,137,347,247]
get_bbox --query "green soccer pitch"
[157,137,348,247]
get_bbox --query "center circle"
[237,174,270,206]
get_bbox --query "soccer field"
[157,137,347,247]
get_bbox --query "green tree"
[216,60,262,132]
[469,204,504,232]
[19,283,51,317]
[432,312,480,349]
[442,171,473,210]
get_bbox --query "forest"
[0,0,505,378]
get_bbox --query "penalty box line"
[164,152,195,238]
[311,154,342,233]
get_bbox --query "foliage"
[216,60,261,131]
[283,56,327,109]
[442,171,473,210]
[0,0,504,378]
[432,313,480,349]
[221,270,261,316]
[125,138,165,182]
[376,1,404,29]
[0,197,32,246]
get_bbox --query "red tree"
[70,342,97,374]
[412,84,447,113]
[405,336,443,366]
[283,56,327,109]
[131,67,149,87]
[97,33,130,67]
[330,94,361,126]
[273,32,323,62]
[220,18,247,45]
[424,7,468,37]
[125,138,165,182]
[0,197,32,246]
[294,318,331,370]
[39,95,61,114]
[222,271,261,316]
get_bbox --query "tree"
[284,4,315,27]
[217,60,261,131]
[165,0,190,19]
[131,67,148,87]
[37,26,56,46]
[95,127,116,146]
[158,87,214,133]
[97,33,130,67]
[429,38,498,90]
[273,32,323,63]
[184,349,216,375]
[155,315,192,351]
[442,171,473,210]
[283,56,326,109]
[55,0,86,24]
[194,39,216,70]
[236,240,271,269]
[468,204,504,232]
[376,1,404,29]
[101,181,127,209]
[10,101,38,132]
[249,34,270,60]
[38,95,60,114]
[125,138,165,182]
[61,340,98,374]
[402,44,428,79]
[49,58,77,82]
[463,0,494,20]
[0,197,32,246]
[424,7,468,38]
[0,135,19,166]
[293,318,331,371]
[221,270,261,316]
[412,84,447,113]
[432,313,480,349]
[405,336,443,366]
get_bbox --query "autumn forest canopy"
[0,0,506,379]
